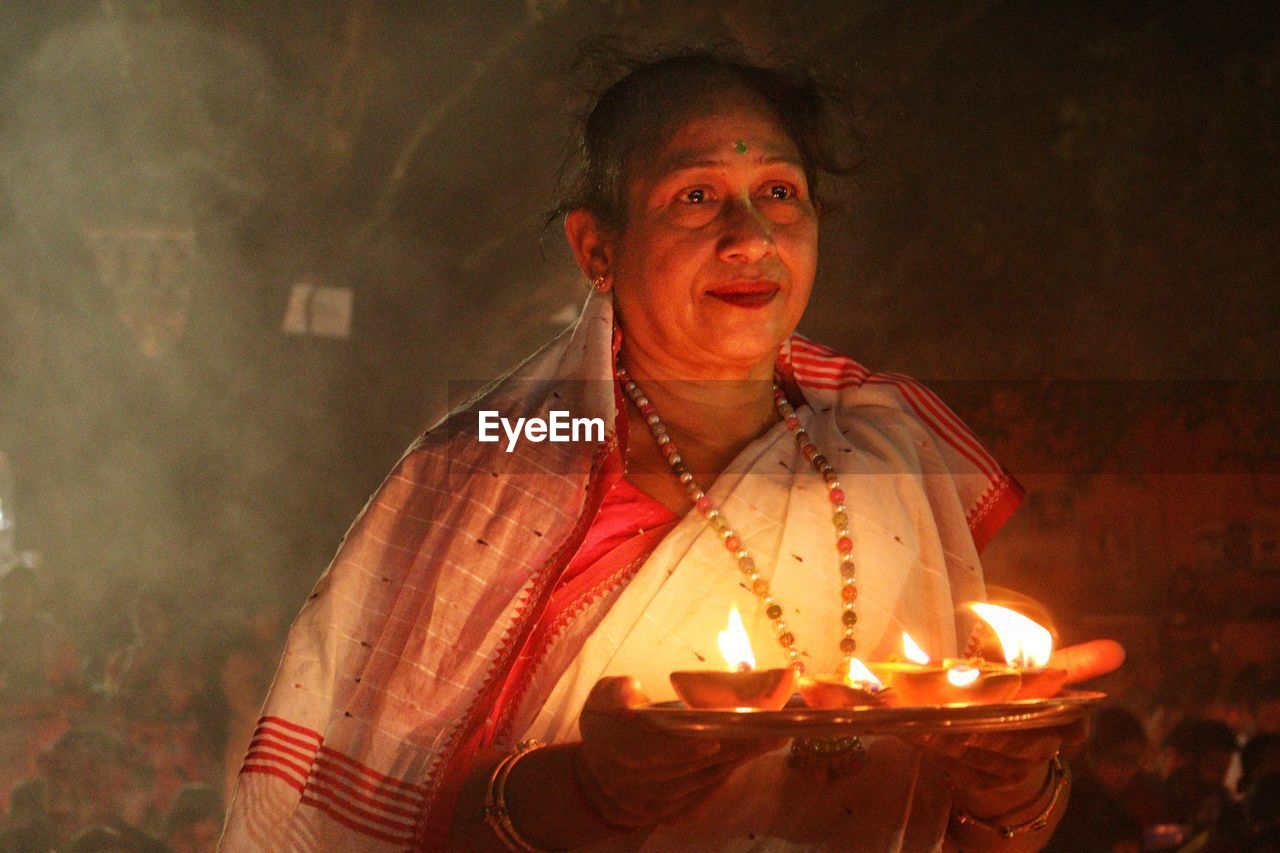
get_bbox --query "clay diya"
[669,606,796,710]
[798,658,893,709]
[1013,666,1069,700]
[871,661,1022,706]
[867,632,1022,706]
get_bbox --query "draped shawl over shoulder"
[220,292,1022,852]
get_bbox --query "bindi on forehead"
[651,124,800,173]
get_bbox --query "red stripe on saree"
[489,477,678,742]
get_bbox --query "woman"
[221,51,1122,851]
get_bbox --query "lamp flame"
[845,657,884,690]
[717,606,756,672]
[946,665,980,687]
[970,603,1053,668]
[902,631,931,665]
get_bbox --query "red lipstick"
[706,280,781,309]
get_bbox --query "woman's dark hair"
[550,45,860,229]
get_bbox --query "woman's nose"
[716,198,775,263]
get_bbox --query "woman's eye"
[681,188,707,204]
[768,184,793,200]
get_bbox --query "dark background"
[0,0,1277,650]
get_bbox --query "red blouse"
[553,477,677,592]
[485,478,678,741]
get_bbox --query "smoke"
[0,0,1275,658]
[0,9,323,626]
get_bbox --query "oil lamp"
[969,603,1067,700]
[669,606,795,710]
[798,658,891,709]
[869,632,1022,706]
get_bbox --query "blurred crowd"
[0,564,283,853]
[1048,652,1280,851]
[3,559,1280,851]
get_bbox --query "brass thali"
[635,690,1105,739]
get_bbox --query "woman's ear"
[564,209,615,285]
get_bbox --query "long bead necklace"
[616,367,859,675]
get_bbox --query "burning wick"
[798,656,889,709]
[969,603,1053,669]
[670,604,795,710]
[718,606,756,672]
[946,665,980,687]
[845,658,884,693]
[902,631,931,665]
[969,602,1067,700]
[868,631,1022,705]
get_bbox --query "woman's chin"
[691,321,793,373]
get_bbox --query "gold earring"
[591,274,609,292]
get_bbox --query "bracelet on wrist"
[950,755,1069,840]
[483,739,561,852]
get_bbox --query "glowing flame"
[946,665,980,687]
[970,603,1053,668]
[902,631,931,665]
[845,658,884,690]
[717,606,756,671]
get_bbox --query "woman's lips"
[706,282,781,309]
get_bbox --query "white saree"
[516,402,974,851]
[220,291,1020,852]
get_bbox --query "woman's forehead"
[645,101,802,176]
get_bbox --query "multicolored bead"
[618,368,860,674]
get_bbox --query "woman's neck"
[618,345,781,491]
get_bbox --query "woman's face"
[609,91,819,378]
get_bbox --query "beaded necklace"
[616,366,858,675]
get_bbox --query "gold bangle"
[951,756,1069,840]
[482,739,559,852]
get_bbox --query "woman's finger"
[923,729,1060,762]
[604,740,761,782]
[938,749,1044,788]
[975,730,1065,761]
[590,734,780,799]
[581,677,723,765]
[583,675,650,711]
[644,763,740,821]
[612,756,741,806]
[580,739,755,827]
[1049,639,1126,684]
[588,730,722,769]
[572,744,656,829]
[577,676,783,826]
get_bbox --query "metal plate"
[634,690,1106,738]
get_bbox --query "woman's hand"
[1046,638,1126,684]
[917,639,1125,849]
[575,676,783,828]
[928,638,1124,792]
[926,722,1082,795]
